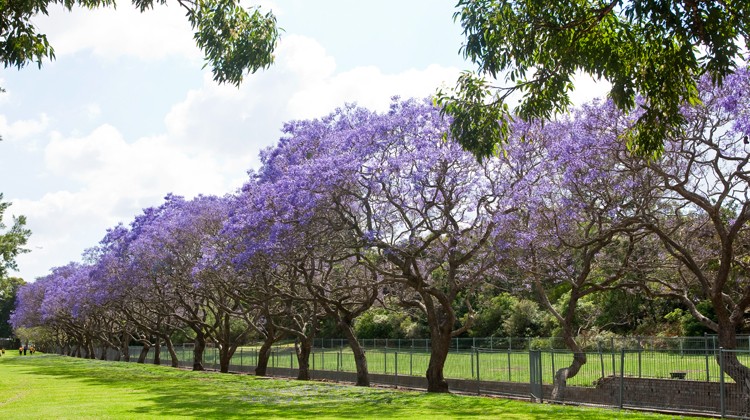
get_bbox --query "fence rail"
[64,337,750,419]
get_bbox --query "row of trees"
[11,70,750,398]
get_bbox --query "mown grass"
[0,352,701,419]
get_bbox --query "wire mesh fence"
[74,337,750,418]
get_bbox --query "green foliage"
[316,316,344,339]
[470,293,551,337]
[353,308,425,339]
[0,276,24,337]
[663,301,716,337]
[435,73,510,160]
[0,194,30,279]
[442,0,749,158]
[190,0,278,86]
[12,325,50,345]
[592,290,655,335]
[503,298,549,337]
[470,293,514,337]
[0,0,278,87]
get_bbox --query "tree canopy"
[0,193,30,280]
[0,0,279,86]
[440,0,750,158]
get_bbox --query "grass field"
[0,352,702,419]
[162,345,742,387]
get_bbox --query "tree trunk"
[152,337,161,365]
[99,346,108,361]
[255,335,275,376]
[164,337,179,368]
[193,334,206,371]
[341,320,369,387]
[121,331,131,362]
[218,344,237,374]
[138,343,150,364]
[86,340,96,359]
[550,333,587,401]
[295,338,312,381]
[718,328,750,415]
[426,330,451,393]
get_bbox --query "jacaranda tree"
[634,69,750,393]
[246,99,517,392]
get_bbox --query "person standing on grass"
[23,345,27,355]
[18,346,22,355]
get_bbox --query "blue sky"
[0,0,602,282]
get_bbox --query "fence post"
[529,350,542,403]
[611,338,616,376]
[705,333,711,382]
[394,352,398,387]
[410,349,413,376]
[476,347,481,395]
[719,348,726,418]
[384,349,388,374]
[551,351,555,380]
[508,350,512,382]
[598,342,605,379]
[471,347,475,378]
[619,349,625,409]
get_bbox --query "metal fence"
[78,337,750,418]
[313,334,747,353]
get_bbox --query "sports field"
[0,352,700,419]
[166,345,740,387]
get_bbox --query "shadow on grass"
[1,355,690,419]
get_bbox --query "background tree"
[0,276,24,337]
[440,0,750,158]
[0,193,30,279]
[1,0,279,86]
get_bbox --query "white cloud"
[12,122,252,280]
[163,35,461,166]
[43,124,233,199]
[33,4,201,62]
[0,113,49,144]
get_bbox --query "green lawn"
[0,352,700,419]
